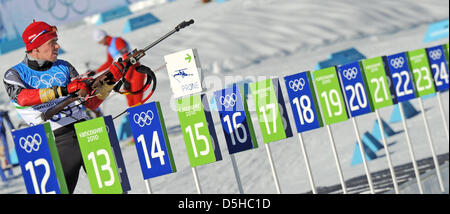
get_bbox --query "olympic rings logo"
[19,134,42,153]
[133,110,154,127]
[342,67,358,80]
[288,78,306,92]
[429,49,442,61]
[30,72,67,88]
[390,57,405,69]
[220,93,238,108]
[34,0,90,21]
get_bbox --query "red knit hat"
[22,20,57,51]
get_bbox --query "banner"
[0,0,129,40]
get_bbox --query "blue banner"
[426,45,449,92]
[12,123,62,194]
[127,101,176,180]
[284,71,323,133]
[337,62,373,117]
[385,53,416,102]
[214,84,257,154]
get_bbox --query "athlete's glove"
[108,58,127,82]
[60,78,91,97]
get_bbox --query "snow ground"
[0,0,449,194]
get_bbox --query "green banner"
[249,78,287,143]
[176,94,221,167]
[44,123,69,194]
[312,67,348,125]
[407,48,436,97]
[361,56,394,110]
[74,117,122,194]
[445,43,449,64]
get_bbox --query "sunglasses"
[28,25,58,44]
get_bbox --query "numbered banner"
[250,78,293,144]
[12,123,68,194]
[74,117,122,194]
[176,94,222,167]
[127,101,177,179]
[407,48,437,97]
[214,84,258,154]
[284,71,323,133]
[385,53,416,102]
[104,116,131,192]
[426,45,449,92]
[361,56,394,109]
[338,62,373,117]
[165,49,204,99]
[312,67,349,125]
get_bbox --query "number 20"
[345,83,368,111]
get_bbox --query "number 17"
[259,103,277,134]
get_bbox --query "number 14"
[137,132,166,169]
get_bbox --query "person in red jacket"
[93,29,145,107]
[3,20,126,193]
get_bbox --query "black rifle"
[42,19,195,121]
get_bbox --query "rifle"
[42,19,195,121]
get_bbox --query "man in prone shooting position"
[2,20,151,193]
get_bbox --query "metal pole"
[398,103,424,194]
[326,125,347,194]
[265,143,281,194]
[351,117,375,194]
[297,133,317,194]
[230,154,244,194]
[144,180,152,194]
[375,110,399,194]
[192,167,202,194]
[418,98,445,193]
[436,92,449,142]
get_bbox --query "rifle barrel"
[41,19,194,121]
[142,19,194,52]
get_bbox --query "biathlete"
[2,20,150,193]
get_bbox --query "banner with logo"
[176,94,222,167]
[214,84,258,154]
[337,62,373,117]
[74,117,122,194]
[385,53,417,102]
[284,71,323,133]
[12,123,68,194]
[127,101,177,180]
[249,78,293,143]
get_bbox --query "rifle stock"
[42,96,80,121]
